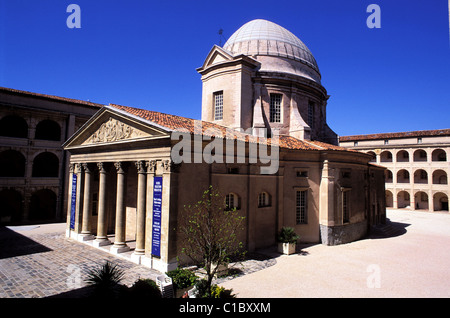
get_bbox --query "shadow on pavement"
[0,226,52,259]
[369,218,411,239]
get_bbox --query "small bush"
[85,260,125,298]
[193,279,235,298]
[166,268,198,290]
[127,279,162,299]
[277,227,299,244]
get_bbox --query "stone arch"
[414,191,429,210]
[413,149,427,162]
[0,189,23,223]
[0,150,26,177]
[29,189,57,221]
[397,190,411,209]
[433,192,448,211]
[413,169,428,184]
[385,190,393,208]
[385,169,393,183]
[380,150,393,162]
[396,150,409,162]
[35,119,61,141]
[0,115,28,138]
[32,152,59,177]
[432,170,447,185]
[397,169,410,183]
[431,149,447,162]
[366,151,376,162]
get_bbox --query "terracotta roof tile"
[0,86,104,108]
[340,129,450,142]
[111,104,354,152]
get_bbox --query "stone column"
[74,163,84,234]
[132,161,147,263]
[94,162,111,247]
[111,161,130,254]
[79,163,94,241]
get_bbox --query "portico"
[63,106,177,272]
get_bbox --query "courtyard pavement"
[0,209,449,298]
[221,209,450,298]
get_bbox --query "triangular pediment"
[197,45,235,71]
[64,107,170,149]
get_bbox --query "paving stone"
[0,225,276,298]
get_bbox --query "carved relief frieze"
[83,117,147,145]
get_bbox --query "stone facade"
[0,87,101,225]
[340,129,450,212]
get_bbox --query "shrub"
[277,227,300,244]
[166,268,198,290]
[84,260,125,298]
[127,279,162,299]
[193,279,235,298]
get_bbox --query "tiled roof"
[340,129,450,142]
[0,86,104,108]
[111,104,354,152]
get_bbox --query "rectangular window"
[308,101,315,129]
[384,139,389,145]
[213,91,223,120]
[342,191,350,223]
[269,94,282,123]
[417,137,422,144]
[296,190,307,224]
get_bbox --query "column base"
[130,252,144,264]
[93,238,111,247]
[77,233,95,242]
[110,244,130,254]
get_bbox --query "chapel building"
[63,19,386,272]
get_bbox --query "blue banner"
[151,176,163,257]
[70,174,77,230]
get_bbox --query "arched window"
[397,191,410,208]
[366,151,376,162]
[0,115,28,138]
[32,152,59,177]
[0,189,23,223]
[385,190,393,208]
[380,151,393,162]
[396,150,409,162]
[432,149,447,162]
[0,150,26,177]
[432,170,447,185]
[413,169,428,184]
[225,193,240,210]
[397,169,410,183]
[29,189,57,221]
[258,192,271,207]
[413,149,427,162]
[385,170,393,183]
[35,120,61,141]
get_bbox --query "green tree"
[178,185,246,297]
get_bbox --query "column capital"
[114,161,125,174]
[82,163,92,173]
[97,162,108,174]
[135,160,146,174]
[69,163,75,173]
[146,160,157,173]
[75,163,83,174]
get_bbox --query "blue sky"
[0,0,449,136]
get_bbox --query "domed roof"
[223,19,320,75]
